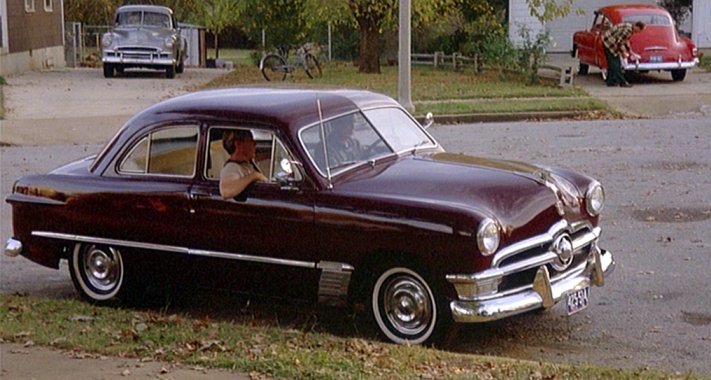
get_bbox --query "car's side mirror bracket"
[422,112,434,129]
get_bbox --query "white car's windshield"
[117,11,171,28]
[300,107,436,176]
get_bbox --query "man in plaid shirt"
[602,20,646,87]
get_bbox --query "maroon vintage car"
[572,4,698,81]
[5,88,614,345]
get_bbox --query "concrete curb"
[417,110,591,124]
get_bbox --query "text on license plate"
[650,55,663,63]
[566,286,590,315]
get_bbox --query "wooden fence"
[411,52,574,88]
[412,52,480,72]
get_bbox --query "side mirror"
[276,158,303,190]
[422,112,434,129]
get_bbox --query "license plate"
[566,286,590,315]
[650,55,663,63]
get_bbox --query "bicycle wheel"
[260,54,287,81]
[304,53,322,79]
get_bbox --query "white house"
[509,0,711,53]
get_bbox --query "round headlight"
[586,182,605,216]
[101,33,113,48]
[164,36,175,48]
[477,218,500,256]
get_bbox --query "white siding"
[508,0,544,47]
[692,0,711,48]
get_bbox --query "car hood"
[337,152,585,238]
[112,27,170,46]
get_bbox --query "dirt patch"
[632,207,711,223]
[681,311,711,327]
[643,161,709,171]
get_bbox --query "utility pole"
[398,0,414,113]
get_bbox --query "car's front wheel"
[103,64,114,78]
[69,243,137,305]
[370,264,446,345]
[166,65,176,79]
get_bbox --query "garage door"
[544,0,657,53]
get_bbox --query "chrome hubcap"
[83,246,120,292]
[383,275,431,336]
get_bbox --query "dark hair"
[635,21,646,30]
[222,129,253,154]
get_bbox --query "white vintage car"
[101,5,186,78]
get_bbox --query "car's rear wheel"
[103,64,114,78]
[671,69,686,81]
[578,63,589,75]
[370,264,447,345]
[69,243,137,305]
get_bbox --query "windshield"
[300,107,436,176]
[117,11,171,28]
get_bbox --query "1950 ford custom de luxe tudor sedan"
[5,88,614,344]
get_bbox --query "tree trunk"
[213,33,220,59]
[357,17,381,74]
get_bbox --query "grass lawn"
[699,50,711,71]
[2,294,703,380]
[201,54,610,117]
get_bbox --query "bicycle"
[259,43,322,81]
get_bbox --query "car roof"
[128,87,400,133]
[117,5,173,15]
[599,4,669,22]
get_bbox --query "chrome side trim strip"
[31,231,317,269]
[188,248,315,269]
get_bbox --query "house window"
[44,0,53,12]
[25,0,36,13]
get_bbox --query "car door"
[187,125,320,299]
[104,124,199,250]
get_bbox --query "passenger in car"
[326,114,362,168]
[219,129,268,199]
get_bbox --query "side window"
[119,125,199,177]
[206,127,301,182]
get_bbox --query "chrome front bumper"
[103,52,176,66]
[449,246,614,323]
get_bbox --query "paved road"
[1,66,710,377]
[432,118,711,376]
